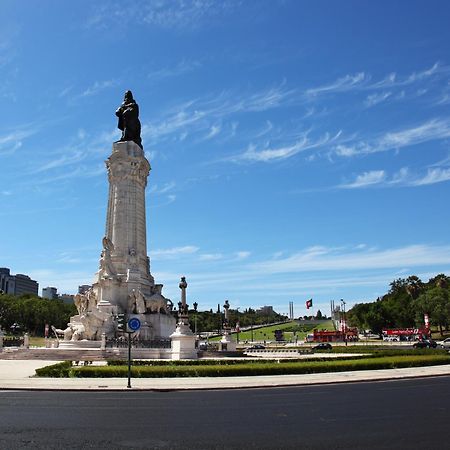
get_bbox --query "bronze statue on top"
[115,90,142,149]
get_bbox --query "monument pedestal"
[170,323,197,360]
[219,330,236,352]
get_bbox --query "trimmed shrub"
[36,354,450,378]
[34,361,72,377]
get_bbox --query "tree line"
[0,294,77,336]
[348,274,450,335]
[189,307,287,334]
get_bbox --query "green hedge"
[106,356,364,366]
[35,354,450,378]
[35,361,72,377]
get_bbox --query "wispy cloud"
[411,167,450,186]
[337,166,450,189]
[333,118,450,157]
[306,72,367,97]
[306,63,448,99]
[235,251,251,260]
[81,79,117,97]
[0,126,39,156]
[198,253,223,261]
[85,0,240,31]
[230,130,342,162]
[203,124,221,140]
[148,59,201,81]
[141,83,297,144]
[250,244,450,274]
[151,246,199,259]
[364,91,392,107]
[149,181,177,195]
[33,150,87,173]
[339,170,386,189]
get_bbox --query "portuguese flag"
[306,299,313,309]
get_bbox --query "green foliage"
[191,307,287,334]
[348,273,450,335]
[0,294,76,335]
[36,354,450,378]
[34,361,72,377]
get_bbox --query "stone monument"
[219,300,236,351]
[64,91,176,344]
[170,277,197,359]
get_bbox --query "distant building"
[42,286,58,299]
[257,306,274,315]
[78,284,91,294]
[0,268,12,294]
[0,267,38,296]
[59,293,75,304]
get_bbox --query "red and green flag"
[306,299,313,309]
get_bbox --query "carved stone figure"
[146,294,168,313]
[128,289,147,314]
[74,294,88,315]
[52,323,85,341]
[99,236,116,279]
[52,324,73,341]
[115,90,142,148]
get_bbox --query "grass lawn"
[210,319,335,343]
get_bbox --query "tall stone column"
[93,141,155,311]
[66,92,176,342]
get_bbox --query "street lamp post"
[193,301,198,338]
[236,307,240,344]
[341,299,347,346]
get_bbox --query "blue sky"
[1,0,450,316]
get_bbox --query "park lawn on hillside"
[211,320,335,343]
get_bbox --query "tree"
[316,310,323,320]
[414,286,450,335]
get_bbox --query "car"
[312,343,332,351]
[413,340,437,349]
[245,344,266,350]
[436,337,450,349]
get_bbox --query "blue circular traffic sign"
[128,317,141,332]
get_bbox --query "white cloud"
[233,130,341,163]
[306,72,367,96]
[204,124,221,140]
[151,246,199,259]
[33,150,86,173]
[148,59,201,81]
[85,0,240,31]
[337,166,450,189]
[364,91,391,107]
[198,253,223,261]
[235,251,251,260]
[339,170,386,189]
[333,118,450,157]
[250,244,450,274]
[81,79,117,97]
[149,181,176,195]
[0,127,38,156]
[411,167,450,186]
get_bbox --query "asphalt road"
[0,377,449,449]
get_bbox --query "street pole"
[127,331,132,388]
[341,299,347,346]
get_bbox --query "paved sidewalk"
[0,360,449,391]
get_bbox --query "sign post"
[126,317,141,389]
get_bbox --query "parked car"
[245,344,266,350]
[436,337,450,349]
[312,343,332,351]
[413,340,437,349]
